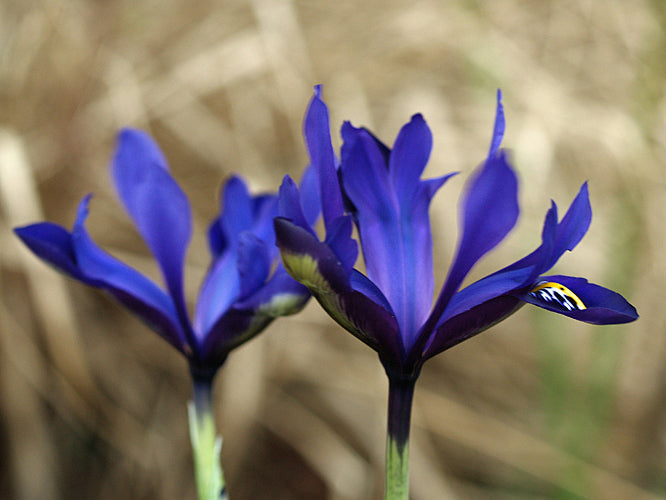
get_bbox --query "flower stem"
[188,378,228,500]
[385,376,415,500]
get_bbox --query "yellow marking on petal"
[280,252,330,292]
[280,250,376,346]
[528,281,586,311]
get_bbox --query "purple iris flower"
[15,128,315,380]
[275,87,638,379]
[274,88,638,495]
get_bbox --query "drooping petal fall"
[14,196,187,352]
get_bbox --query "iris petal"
[219,176,253,247]
[278,176,315,235]
[428,152,519,329]
[545,183,592,270]
[274,217,402,363]
[488,89,505,158]
[389,114,433,204]
[194,251,241,342]
[15,222,89,282]
[16,196,186,351]
[305,85,345,228]
[341,119,452,348]
[425,295,523,359]
[237,232,271,300]
[111,128,192,329]
[202,267,310,366]
[250,194,279,253]
[519,275,638,324]
[298,165,321,227]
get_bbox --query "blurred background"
[0,0,664,498]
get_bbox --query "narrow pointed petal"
[304,85,345,227]
[488,89,505,158]
[275,217,402,363]
[111,128,192,324]
[545,183,592,270]
[14,222,90,282]
[500,201,558,278]
[520,275,638,324]
[427,152,519,331]
[15,197,187,351]
[450,152,519,287]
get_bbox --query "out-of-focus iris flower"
[274,86,638,498]
[15,128,315,380]
[276,86,637,380]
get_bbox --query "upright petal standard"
[274,87,638,499]
[14,128,314,500]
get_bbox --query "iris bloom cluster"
[14,88,638,500]
[14,128,316,499]
[274,87,638,498]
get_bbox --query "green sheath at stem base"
[189,379,228,500]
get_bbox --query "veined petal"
[111,128,192,327]
[340,120,452,347]
[275,217,402,363]
[520,275,638,324]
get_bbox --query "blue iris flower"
[275,87,638,380]
[15,128,316,379]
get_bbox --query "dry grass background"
[0,0,664,498]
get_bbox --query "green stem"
[385,376,415,500]
[188,378,228,500]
